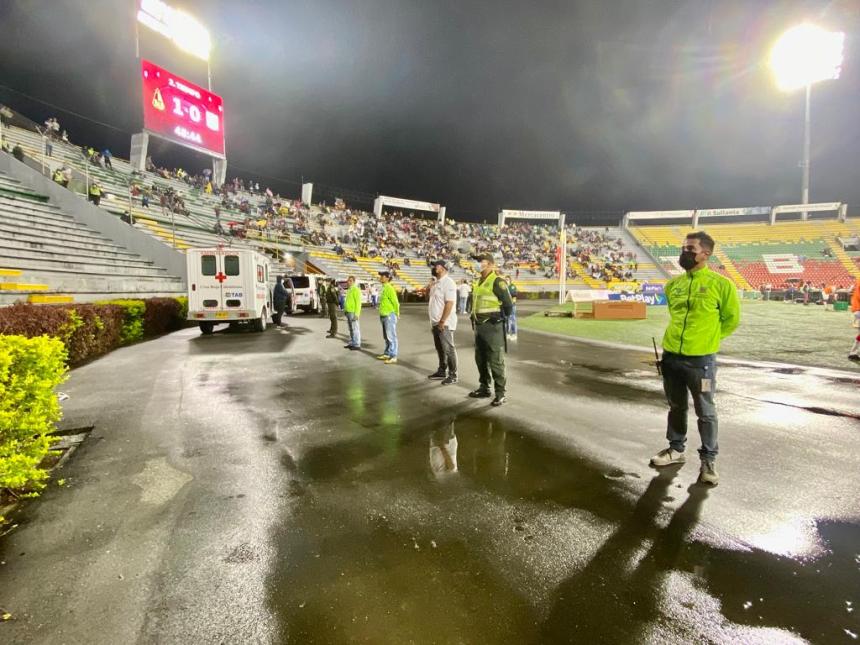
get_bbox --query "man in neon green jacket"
[343,275,362,350]
[650,231,740,486]
[376,271,400,364]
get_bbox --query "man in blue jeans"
[375,271,400,364]
[650,231,740,486]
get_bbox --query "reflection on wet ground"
[262,368,859,644]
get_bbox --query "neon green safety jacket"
[344,284,362,317]
[378,283,400,317]
[662,266,740,356]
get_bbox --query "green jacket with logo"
[378,283,400,317]
[662,266,740,356]
[344,284,362,317]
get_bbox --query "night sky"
[1,0,859,221]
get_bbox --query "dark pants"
[89,194,100,206]
[328,306,338,335]
[432,325,457,376]
[273,302,286,325]
[474,320,505,396]
[319,294,327,317]
[661,352,718,463]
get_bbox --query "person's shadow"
[538,468,709,644]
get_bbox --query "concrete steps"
[827,237,860,278]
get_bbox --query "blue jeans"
[662,352,718,462]
[346,312,361,347]
[507,305,518,335]
[381,313,398,357]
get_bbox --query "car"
[286,274,324,313]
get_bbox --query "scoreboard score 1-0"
[141,59,225,158]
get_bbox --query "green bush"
[0,335,68,494]
[96,299,146,344]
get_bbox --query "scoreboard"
[141,59,225,158]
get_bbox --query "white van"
[286,274,323,313]
[186,247,273,334]
[336,279,371,305]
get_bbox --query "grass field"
[519,300,859,370]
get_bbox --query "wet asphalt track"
[1,303,858,644]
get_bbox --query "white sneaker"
[649,448,686,467]
[698,461,719,486]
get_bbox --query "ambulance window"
[224,255,240,276]
[201,255,216,276]
[256,265,264,283]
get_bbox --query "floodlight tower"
[769,23,844,218]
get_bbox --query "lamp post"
[769,24,844,219]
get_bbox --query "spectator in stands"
[52,167,65,186]
[649,231,740,487]
[102,149,113,170]
[88,181,103,206]
[12,143,24,162]
[61,130,69,143]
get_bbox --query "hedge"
[0,335,68,496]
[0,296,188,367]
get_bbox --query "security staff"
[325,279,339,338]
[469,253,513,406]
[317,278,328,318]
[649,231,740,486]
[88,182,103,206]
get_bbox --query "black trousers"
[431,325,458,376]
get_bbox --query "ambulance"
[186,247,273,334]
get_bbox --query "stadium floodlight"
[769,24,844,214]
[769,24,844,91]
[137,0,211,61]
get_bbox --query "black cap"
[378,270,391,278]
[430,259,447,269]
[472,253,495,264]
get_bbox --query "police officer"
[317,277,328,318]
[469,253,513,406]
[88,182,103,206]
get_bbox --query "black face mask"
[678,251,698,270]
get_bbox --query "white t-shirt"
[458,283,471,299]
[428,275,458,330]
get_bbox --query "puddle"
[265,412,859,643]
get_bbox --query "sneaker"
[510,334,518,341]
[326,333,336,338]
[491,395,506,406]
[698,461,719,486]
[348,346,361,351]
[849,354,860,361]
[441,375,458,385]
[468,389,492,398]
[649,448,686,467]
[376,354,389,360]
[343,344,353,349]
[384,357,398,364]
[428,370,447,380]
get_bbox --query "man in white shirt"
[457,280,472,314]
[427,260,458,385]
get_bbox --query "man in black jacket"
[273,276,289,326]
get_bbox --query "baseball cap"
[472,253,495,264]
[430,259,447,269]
[378,270,391,278]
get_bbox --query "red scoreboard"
[141,59,225,158]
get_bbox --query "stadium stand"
[630,220,860,289]
[1,112,658,297]
[0,168,184,304]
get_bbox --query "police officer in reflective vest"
[469,253,514,406]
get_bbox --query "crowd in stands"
[7,117,645,286]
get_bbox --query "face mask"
[678,251,698,270]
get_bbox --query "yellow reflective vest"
[472,271,502,315]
